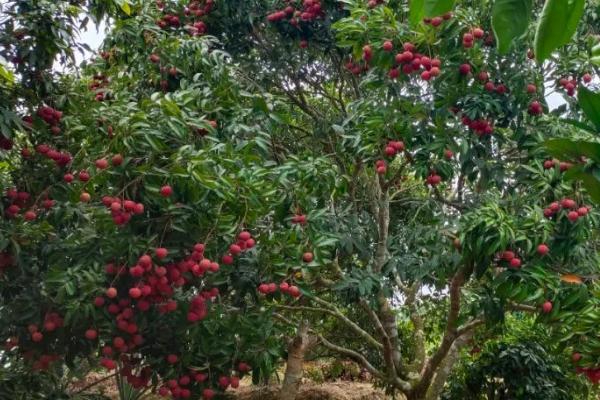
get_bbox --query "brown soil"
[222,381,393,400]
[70,368,400,400]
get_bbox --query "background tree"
[442,315,596,400]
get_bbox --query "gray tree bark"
[279,321,313,400]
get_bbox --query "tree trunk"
[424,331,474,400]
[279,321,312,400]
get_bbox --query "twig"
[71,373,117,395]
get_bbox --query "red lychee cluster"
[258,281,301,297]
[461,116,494,136]
[30,353,61,371]
[156,362,249,399]
[499,250,522,269]
[155,0,214,37]
[279,281,301,297]
[90,73,109,101]
[10,339,62,371]
[186,20,207,36]
[477,73,508,95]
[543,158,572,171]
[157,13,181,28]
[27,312,64,344]
[366,0,385,8]
[543,198,590,222]
[558,77,578,96]
[345,58,369,76]
[267,0,324,24]
[462,27,485,48]
[187,289,217,322]
[95,247,223,362]
[36,144,73,166]
[426,172,442,186]
[375,159,387,175]
[4,188,36,220]
[576,365,600,384]
[384,140,405,157]
[119,359,154,389]
[257,282,277,294]
[37,106,62,127]
[42,312,64,332]
[422,12,452,27]
[392,43,442,80]
[101,196,145,226]
[222,231,255,265]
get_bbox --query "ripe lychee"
[85,329,98,340]
[302,252,314,263]
[160,185,172,197]
[541,300,552,314]
[537,244,549,256]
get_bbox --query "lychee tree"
[1,1,292,398]
[208,0,600,399]
[2,0,600,400]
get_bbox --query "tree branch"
[275,302,383,350]
[413,264,472,397]
[406,283,426,373]
[316,334,384,379]
[507,301,537,313]
[374,175,390,273]
[456,318,485,336]
[359,298,398,379]
[432,186,466,211]
[425,330,475,400]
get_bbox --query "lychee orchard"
[1,0,600,399]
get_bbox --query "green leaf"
[545,139,600,164]
[534,0,585,62]
[592,42,600,65]
[423,0,455,18]
[121,2,131,15]
[561,118,596,134]
[491,0,532,54]
[409,0,425,25]
[567,169,600,204]
[0,64,14,85]
[578,86,600,132]
[113,0,132,15]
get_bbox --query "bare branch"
[432,186,466,211]
[507,301,537,313]
[406,283,426,373]
[316,333,384,379]
[425,330,474,400]
[275,302,383,351]
[413,264,472,397]
[374,175,390,273]
[457,318,485,336]
[359,298,398,379]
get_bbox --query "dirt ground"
[221,382,392,400]
[71,378,394,400]
[69,364,400,400]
